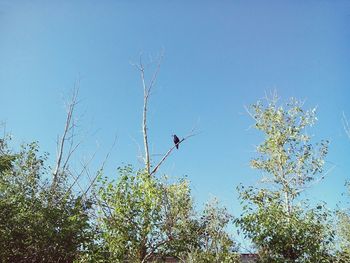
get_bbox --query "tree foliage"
[96,165,197,262]
[335,181,350,262]
[181,198,240,263]
[0,138,94,263]
[236,187,334,262]
[248,96,328,213]
[94,166,239,263]
[236,96,334,262]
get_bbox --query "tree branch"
[134,52,163,174]
[342,112,350,139]
[150,131,197,176]
[52,84,80,191]
[140,64,151,174]
[133,51,197,177]
[83,135,117,197]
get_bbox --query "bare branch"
[133,52,163,174]
[66,169,85,194]
[148,51,163,94]
[150,130,198,176]
[129,134,144,164]
[62,139,82,172]
[63,150,97,198]
[133,51,198,177]
[141,65,151,174]
[244,104,256,121]
[52,83,80,190]
[342,112,350,139]
[83,135,117,197]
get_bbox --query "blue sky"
[1,0,350,236]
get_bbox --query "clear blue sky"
[1,0,350,234]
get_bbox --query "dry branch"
[52,85,80,191]
[83,135,117,197]
[133,52,163,174]
[132,52,198,177]
[150,130,197,176]
[342,112,350,139]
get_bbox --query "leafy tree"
[96,165,197,263]
[0,140,94,263]
[95,168,240,263]
[180,198,240,263]
[248,96,328,213]
[90,56,239,263]
[335,113,350,262]
[0,89,97,262]
[0,137,15,173]
[336,202,350,262]
[236,95,334,262]
[236,187,334,263]
[85,55,209,262]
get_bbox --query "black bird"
[173,134,180,149]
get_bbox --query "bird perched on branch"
[173,134,180,149]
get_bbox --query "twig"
[63,150,97,198]
[83,135,117,196]
[342,112,350,139]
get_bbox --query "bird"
[173,134,180,149]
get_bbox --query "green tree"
[236,95,334,262]
[96,165,197,263]
[0,140,94,263]
[181,198,240,263]
[86,55,204,262]
[0,90,96,263]
[337,199,350,262]
[334,113,350,262]
[79,56,236,262]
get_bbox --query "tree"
[335,113,350,262]
[0,88,95,263]
[86,55,203,262]
[88,55,240,263]
[337,195,350,262]
[133,53,197,176]
[236,94,334,262]
[0,140,94,263]
[236,187,334,263]
[97,165,196,262]
[180,198,240,263]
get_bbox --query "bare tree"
[134,54,162,174]
[51,83,118,206]
[133,53,197,176]
[51,82,104,200]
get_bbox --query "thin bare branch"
[66,169,85,194]
[64,151,98,198]
[148,51,164,94]
[62,140,82,172]
[83,135,117,196]
[150,130,198,176]
[342,112,350,139]
[244,104,256,121]
[129,134,144,164]
[52,84,80,190]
